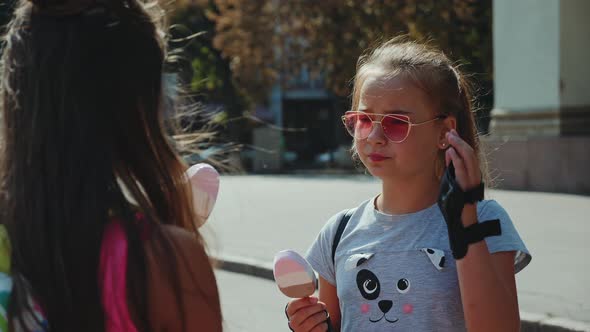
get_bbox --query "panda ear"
[421,248,446,271]
[344,253,374,271]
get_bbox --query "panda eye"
[363,280,378,294]
[396,278,410,294]
[356,269,380,300]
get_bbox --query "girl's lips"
[368,153,390,162]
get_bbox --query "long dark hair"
[0,0,207,330]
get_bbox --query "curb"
[213,255,590,332]
[520,312,590,332]
[215,254,274,281]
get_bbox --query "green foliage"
[169,1,249,140]
[191,46,225,93]
[208,0,493,118]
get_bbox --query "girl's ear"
[439,115,457,144]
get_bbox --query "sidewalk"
[205,175,590,331]
[216,270,286,332]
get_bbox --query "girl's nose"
[366,121,386,145]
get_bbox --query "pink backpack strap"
[99,217,138,332]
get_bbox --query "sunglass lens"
[344,113,372,139]
[382,116,409,142]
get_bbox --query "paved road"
[205,175,590,324]
[216,270,288,332]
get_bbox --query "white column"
[487,0,590,194]
[489,0,590,137]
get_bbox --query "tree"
[0,1,15,36]
[207,0,277,103]
[167,0,249,142]
[208,0,493,130]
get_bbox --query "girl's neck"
[377,174,440,215]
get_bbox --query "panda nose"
[378,300,393,313]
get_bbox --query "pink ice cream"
[186,163,220,227]
[273,250,317,298]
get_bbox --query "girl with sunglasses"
[285,37,531,332]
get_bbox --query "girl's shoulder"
[476,199,511,220]
[144,225,222,331]
[319,199,373,235]
[476,199,532,272]
[144,225,217,291]
[327,198,373,225]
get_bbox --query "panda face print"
[348,253,411,324]
[355,268,414,324]
[347,249,446,325]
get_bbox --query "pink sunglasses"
[342,111,446,143]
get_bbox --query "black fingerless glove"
[437,162,502,260]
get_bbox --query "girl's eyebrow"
[358,107,413,115]
[384,109,413,115]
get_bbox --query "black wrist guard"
[437,162,501,260]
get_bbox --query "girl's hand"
[445,129,482,191]
[286,296,329,332]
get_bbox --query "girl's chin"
[361,159,403,179]
[363,164,393,178]
[367,169,393,179]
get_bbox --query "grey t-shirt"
[305,198,531,332]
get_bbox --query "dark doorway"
[282,99,339,166]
